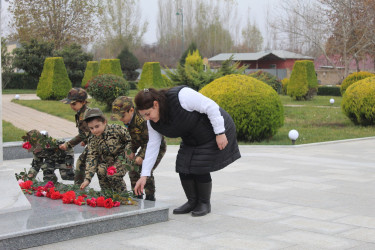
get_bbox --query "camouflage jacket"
[85,124,132,181]
[66,105,91,148]
[127,111,166,159]
[29,146,74,174]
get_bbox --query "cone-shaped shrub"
[37,57,72,100]
[138,62,167,89]
[200,74,284,141]
[81,61,99,88]
[98,59,123,77]
[340,71,375,95]
[342,76,375,126]
[288,60,318,100]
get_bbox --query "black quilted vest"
[150,86,215,146]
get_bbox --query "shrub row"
[317,86,341,96]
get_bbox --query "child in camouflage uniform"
[80,108,133,193]
[60,87,91,185]
[23,130,75,183]
[112,96,166,201]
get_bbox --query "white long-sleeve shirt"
[141,87,225,176]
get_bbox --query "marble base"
[0,169,31,214]
[0,195,169,250]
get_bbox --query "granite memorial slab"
[0,195,169,249]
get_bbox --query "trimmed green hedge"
[2,72,38,89]
[200,74,284,142]
[138,62,167,89]
[340,71,375,95]
[317,86,341,96]
[81,61,99,88]
[36,57,72,100]
[98,59,123,77]
[288,60,318,100]
[342,76,375,126]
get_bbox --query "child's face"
[119,107,134,125]
[70,101,85,112]
[87,119,107,137]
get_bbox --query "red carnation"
[107,166,117,176]
[96,196,105,207]
[113,201,121,207]
[62,191,76,204]
[19,180,33,190]
[50,191,62,200]
[104,198,114,209]
[22,142,32,150]
[74,196,86,206]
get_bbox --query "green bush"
[138,62,167,89]
[199,74,284,142]
[340,71,375,95]
[162,74,173,87]
[86,74,130,110]
[281,78,289,95]
[249,70,282,94]
[342,76,375,126]
[117,46,140,81]
[54,43,93,87]
[2,72,38,89]
[128,81,138,90]
[98,59,123,77]
[288,60,318,100]
[82,61,99,88]
[317,85,341,96]
[36,57,72,100]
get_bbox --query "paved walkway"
[2,94,77,138]
[3,94,375,249]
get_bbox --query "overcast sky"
[1,0,278,45]
[140,0,278,44]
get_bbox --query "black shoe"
[145,194,156,201]
[192,181,212,217]
[173,179,197,214]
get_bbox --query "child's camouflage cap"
[84,108,106,121]
[111,96,134,121]
[61,88,88,104]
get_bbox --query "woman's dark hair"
[85,116,106,124]
[134,88,169,123]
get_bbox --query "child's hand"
[28,173,34,178]
[59,144,67,151]
[80,180,90,190]
[80,142,86,146]
[127,152,135,160]
[135,156,143,166]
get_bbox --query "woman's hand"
[80,179,90,190]
[216,134,228,150]
[135,156,143,166]
[134,176,147,196]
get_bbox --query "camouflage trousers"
[129,144,166,196]
[97,159,129,193]
[29,159,75,183]
[74,147,88,185]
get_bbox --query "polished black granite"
[0,195,169,249]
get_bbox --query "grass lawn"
[10,94,375,145]
[3,120,27,142]
[2,89,36,94]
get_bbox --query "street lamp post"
[176,7,184,54]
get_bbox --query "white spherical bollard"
[288,129,299,145]
[14,94,20,100]
[330,98,335,104]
